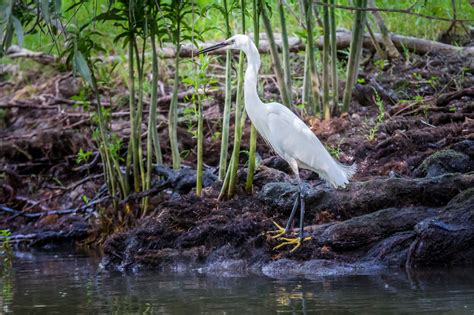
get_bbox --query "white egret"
[200,35,356,252]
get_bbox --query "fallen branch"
[316,30,474,56]
[0,196,109,220]
[436,87,474,107]
[7,32,472,67]
[6,45,58,64]
[175,31,474,57]
[0,229,90,246]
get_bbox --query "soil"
[1,44,473,276]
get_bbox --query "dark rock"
[363,231,416,266]
[451,139,474,158]
[407,188,474,267]
[260,258,362,278]
[258,182,298,209]
[252,166,291,188]
[261,173,474,219]
[153,165,217,194]
[313,207,438,250]
[414,149,473,178]
[261,156,292,173]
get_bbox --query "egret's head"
[199,34,253,55]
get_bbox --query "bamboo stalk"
[261,0,291,107]
[322,0,331,120]
[245,0,260,192]
[127,36,140,191]
[169,43,181,170]
[218,155,232,200]
[150,26,163,165]
[278,0,292,104]
[92,72,128,202]
[227,53,245,197]
[329,0,338,111]
[227,0,246,198]
[342,0,368,112]
[134,37,146,191]
[302,40,311,108]
[196,95,204,196]
[144,22,163,211]
[218,0,233,181]
[303,0,322,114]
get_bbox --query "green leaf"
[11,16,23,47]
[94,9,126,22]
[73,47,93,87]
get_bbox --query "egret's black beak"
[198,41,229,55]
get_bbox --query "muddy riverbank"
[1,46,473,275]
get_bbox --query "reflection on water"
[1,251,474,314]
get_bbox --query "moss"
[415,149,472,177]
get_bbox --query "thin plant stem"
[218,0,232,181]
[218,156,232,200]
[366,21,386,59]
[342,0,368,112]
[226,0,246,198]
[227,52,245,197]
[329,0,338,111]
[150,28,163,165]
[134,37,146,192]
[144,21,163,212]
[245,0,260,192]
[302,40,311,109]
[304,0,322,114]
[169,43,181,169]
[127,35,140,191]
[261,0,290,107]
[278,0,292,104]
[368,0,400,59]
[322,0,331,120]
[196,97,204,196]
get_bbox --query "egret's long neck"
[243,42,263,120]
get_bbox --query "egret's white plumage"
[200,34,356,251]
[228,34,356,188]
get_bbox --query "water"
[2,251,474,314]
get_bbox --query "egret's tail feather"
[317,159,357,189]
[338,161,357,180]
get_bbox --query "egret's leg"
[298,189,305,239]
[284,192,300,232]
[273,183,312,252]
[269,192,299,239]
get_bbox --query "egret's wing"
[266,103,355,187]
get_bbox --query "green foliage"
[0,0,35,56]
[374,59,388,71]
[183,54,218,196]
[366,89,385,142]
[326,143,342,159]
[76,148,92,164]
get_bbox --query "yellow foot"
[267,221,287,239]
[273,236,312,253]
